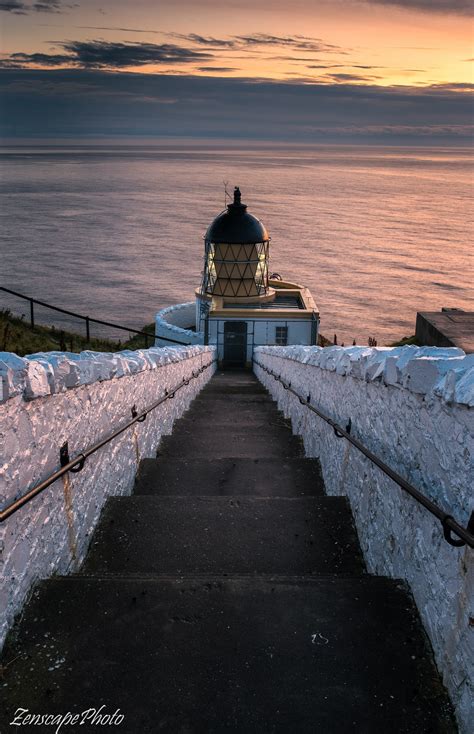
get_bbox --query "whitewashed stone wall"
[155,302,204,346]
[254,344,473,733]
[0,345,216,649]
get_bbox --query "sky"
[0,0,472,142]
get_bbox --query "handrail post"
[29,298,35,329]
[85,317,90,343]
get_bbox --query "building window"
[275,326,288,345]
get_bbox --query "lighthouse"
[200,186,270,299]
[195,187,319,367]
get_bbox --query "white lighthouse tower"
[156,187,319,367]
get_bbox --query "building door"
[223,321,247,367]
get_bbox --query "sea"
[0,142,472,346]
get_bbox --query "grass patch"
[122,323,156,350]
[318,333,333,347]
[388,334,420,347]
[0,310,156,357]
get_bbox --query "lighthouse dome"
[205,187,270,244]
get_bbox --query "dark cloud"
[1,33,348,71]
[233,33,342,52]
[171,33,237,48]
[10,0,465,16]
[61,40,213,68]
[0,0,28,11]
[322,72,382,82]
[167,0,473,14]
[74,28,232,41]
[0,41,214,69]
[196,66,239,72]
[75,26,162,34]
[308,64,384,70]
[0,0,67,12]
[171,32,344,53]
[33,0,63,11]
[269,56,327,62]
[3,52,73,66]
[0,68,471,144]
[425,82,474,91]
[363,0,473,13]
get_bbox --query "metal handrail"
[253,358,474,549]
[0,286,190,347]
[0,357,216,523]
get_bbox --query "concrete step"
[211,370,259,382]
[203,372,266,390]
[159,425,303,458]
[1,575,455,734]
[199,388,268,399]
[178,414,288,430]
[192,378,274,393]
[195,371,272,402]
[180,402,284,427]
[82,496,364,575]
[134,457,325,497]
[193,393,274,405]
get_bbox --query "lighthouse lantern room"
[201,186,270,298]
[195,187,319,368]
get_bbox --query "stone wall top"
[0,345,215,404]
[254,345,474,407]
[156,302,203,339]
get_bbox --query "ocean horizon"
[1,141,472,345]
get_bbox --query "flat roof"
[416,310,474,353]
[224,295,303,310]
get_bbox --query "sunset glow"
[0,1,472,142]
[1,0,473,84]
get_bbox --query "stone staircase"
[1,371,456,733]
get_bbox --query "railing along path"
[253,358,474,549]
[0,358,216,522]
[0,286,189,347]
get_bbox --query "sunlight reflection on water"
[0,144,472,345]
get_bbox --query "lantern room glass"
[202,240,269,298]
